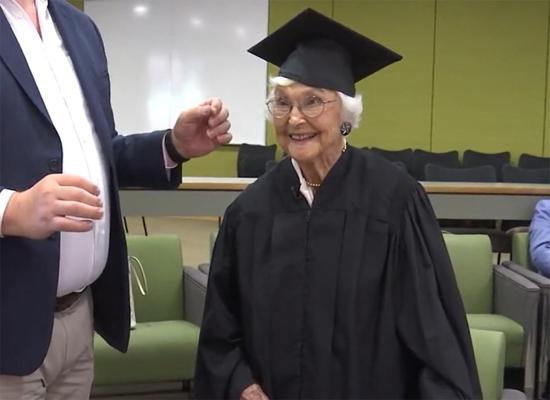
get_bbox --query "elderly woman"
[194,9,481,400]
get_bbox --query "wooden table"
[120,178,550,220]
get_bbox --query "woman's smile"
[289,132,317,142]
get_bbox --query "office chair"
[370,147,413,174]
[424,164,497,183]
[237,143,277,178]
[518,153,550,170]
[412,149,460,181]
[502,165,550,184]
[463,150,510,181]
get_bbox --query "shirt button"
[48,158,61,172]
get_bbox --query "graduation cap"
[248,8,402,97]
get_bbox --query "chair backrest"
[126,234,185,322]
[470,328,506,400]
[392,160,407,171]
[412,149,460,180]
[463,150,510,181]
[502,165,550,184]
[443,234,494,313]
[370,147,413,173]
[425,164,497,183]
[511,231,534,271]
[237,143,277,177]
[518,153,550,169]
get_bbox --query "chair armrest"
[501,262,550,354]
[494,265,539,331]
[502,261,550,397]
[494,265,540,398]
[501,389,527,400]
[198,263,210,275]
[502,261,550,288]
[183,266,208,327]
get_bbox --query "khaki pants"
[0,289,94,400]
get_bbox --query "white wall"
[85,0,268,144]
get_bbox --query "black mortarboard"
[248,8,402,96]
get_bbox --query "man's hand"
[240,383,269,400]
[2,174,103,240]
[171,97,232,159]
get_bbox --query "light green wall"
[68,0,84,10]
[432,1,549,163]
[182,146,239,177]
[215,0,550,175]
[334,0,435,150]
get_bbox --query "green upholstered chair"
[195,229,218,277]
[184,265,208,328]
[184,229,218,326]
[93,235,200,392]
[511,232,533,271]
[471,329,526,400]
[443,234,540,398]
[503,232,550,398]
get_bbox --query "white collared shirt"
[0,0,110,296]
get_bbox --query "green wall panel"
[335,0,435,151]
[432,1,548,162]
[180,146,239,177]
[69,0,84,10]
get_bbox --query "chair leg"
[141,216,148,236]
[123,216,129,233]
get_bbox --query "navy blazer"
[0,0,182,375]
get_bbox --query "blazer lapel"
[0,8,51,124]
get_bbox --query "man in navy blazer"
[0,0,231,397]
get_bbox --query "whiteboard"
[84,0,268,145]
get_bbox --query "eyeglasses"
[266,95,337,119]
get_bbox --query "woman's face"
[271,83,343,165]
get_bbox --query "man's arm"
[170,97,232,159]
[112,98,232,189]
[529,199,550,277]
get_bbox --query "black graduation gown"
[194,146,482,399]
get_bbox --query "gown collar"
[279,145,355,209]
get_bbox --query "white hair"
[266,76,363,128]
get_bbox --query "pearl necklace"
[304,141,347,188]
